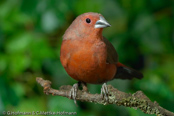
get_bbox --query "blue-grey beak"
[95,16,111,28]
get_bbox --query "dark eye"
[86,18,91,23]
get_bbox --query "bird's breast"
[60,39,116,84]
[61,39,107,68]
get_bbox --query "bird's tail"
[114,62,143,80]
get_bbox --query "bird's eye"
[86,18,91,23]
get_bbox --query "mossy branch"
[36,77,174,116]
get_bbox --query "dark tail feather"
[114,62,143,80]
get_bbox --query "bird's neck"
[63,28,103,41]
[90,28,103,40]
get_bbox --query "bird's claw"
[101,83,109,102]
[81,82,88,92]
[69,83,78,106]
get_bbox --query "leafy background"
[0,0,174,116]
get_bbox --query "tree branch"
[36,77,174,116]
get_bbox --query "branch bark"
[36,77,174,116]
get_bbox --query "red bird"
[60,12,143,103]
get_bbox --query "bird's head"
[63,12,111,40]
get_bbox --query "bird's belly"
[64,50,116,84]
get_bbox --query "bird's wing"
[103,37,118,64]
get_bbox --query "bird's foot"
[69,83,78,106]
[101,83,109,102]
[81,82,88,92]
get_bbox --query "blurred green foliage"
[0,0,174,116]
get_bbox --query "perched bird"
[60,12,143,104]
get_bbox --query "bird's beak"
[95,16,111,28]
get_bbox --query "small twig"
[36,77,174,116]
